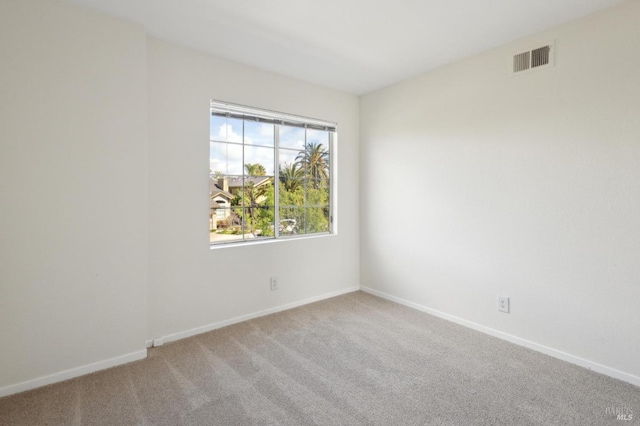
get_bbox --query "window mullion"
[241,119,245,240]
[329,131,334,233]
[274,124,280,239]
[303,126,308,234]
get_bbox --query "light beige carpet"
[0,291,637,425]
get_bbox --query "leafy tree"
[254,183,275,236]
[305,185,329,206]
[245,163,266,176]
[216,152,330,237]
[278,182,328,234]
[232,172,274,237]
[279,162,304,192]
[225,210,241,228]
[296,142,329,183]
[305,207,328,233]
[277,144,331,234]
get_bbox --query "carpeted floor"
[1,291,637,425]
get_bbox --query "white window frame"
[209,100,336,247]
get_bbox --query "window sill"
[209,232,335,250]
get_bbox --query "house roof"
[209,176,273,208]
[226,176,271,189]
[209,179,233,208]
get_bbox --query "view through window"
[209,101,335,245]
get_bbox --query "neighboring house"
[209,175,273,230]
[226,176,272,198]
[209,177,233,230]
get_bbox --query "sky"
[209,115,329,176]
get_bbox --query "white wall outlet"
[497,296,510,313]
[270,277,278,291]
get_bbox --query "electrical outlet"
[270,277,278,291]
[497,296,510,313]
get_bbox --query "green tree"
[305,207,329,233]
[255,184,275,236]
[245,163,266,176]
[277,147,331,235]
[233,177,274,237]
[296,143,329,183]
[304,185,329,233]
[279,162,304,192]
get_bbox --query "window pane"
[226,118,243,142]
[306,128,329,147]
[209,142,225,174]
[241,177,274,204]
[210,115,227,142]
[210,142,243,176]
[221,175,243,207]
[297,141,329,181]
[246,206,275,238]
[244,145,274,176]
[278,153,304,205]
[279,181,303,208]
[279,207,304,235]
[305,207,330,233]
[244,121,274,147]
[278,148,302,171]
[279,125,305,150]
[304,179,330,206]
[210,116,243,143]
[235,207,275,240]
[209,208,244,244]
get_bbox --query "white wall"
[0,0,148,392]
[360,1,640,382]
[146,39,360,342]
[0,0,359,395]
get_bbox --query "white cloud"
[210,119,328,177]
[245,145,274,175]
[210,142,243,175]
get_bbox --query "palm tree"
[279,162,304,192]
[296,143,329,182]
[244,163,266,176]
[236,177,274,235]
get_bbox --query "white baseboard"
[0,349,147,398]
[360,286,640,388]
[149,286,360,347]
[2,287,359,397]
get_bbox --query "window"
[209,101,335,245]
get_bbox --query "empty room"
[0,0,638,424]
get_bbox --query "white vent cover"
[511,42,554,75]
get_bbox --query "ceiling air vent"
[511,42,554,75]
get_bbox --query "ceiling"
[64,0,625,95]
